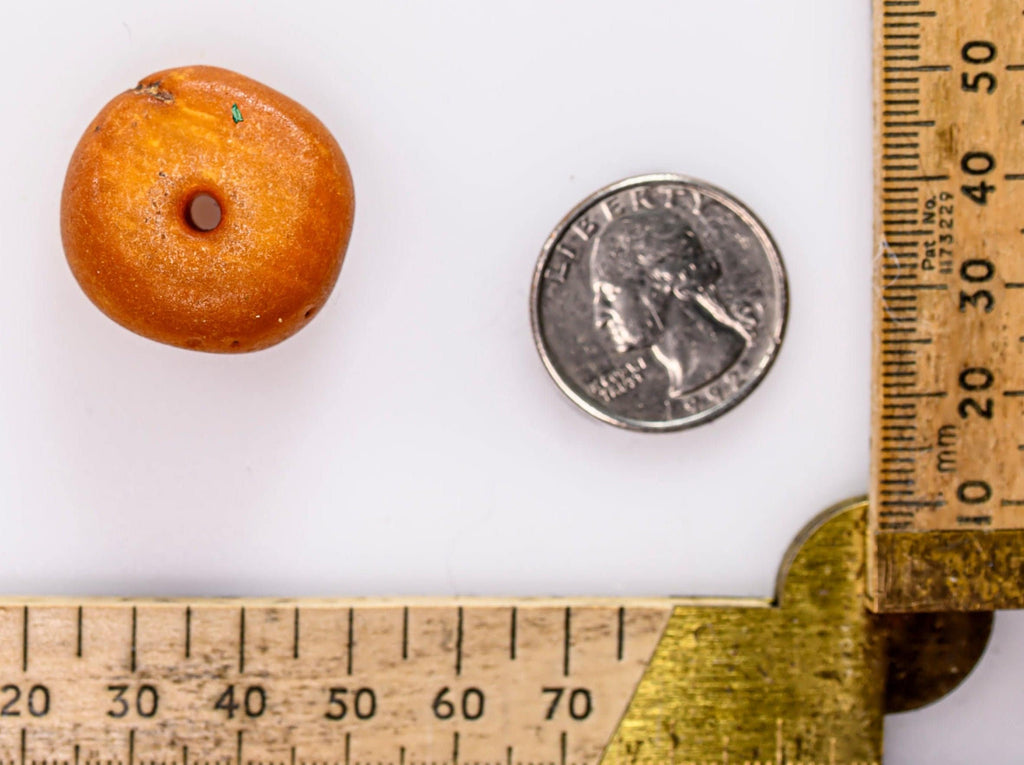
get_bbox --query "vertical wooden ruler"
[871,0,1024,612]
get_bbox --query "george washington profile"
[590,209,752,399]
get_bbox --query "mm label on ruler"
[0,504,895,765]
[870,0,1024,612]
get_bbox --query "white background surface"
[0,1,1021,761]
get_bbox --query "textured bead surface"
[61,65,355,352]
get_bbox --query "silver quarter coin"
[531,174,788,432]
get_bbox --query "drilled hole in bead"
[184,192,222,232]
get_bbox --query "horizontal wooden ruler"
[0,505,895,765]
[870,0,1024,611]
[0,600,666,765]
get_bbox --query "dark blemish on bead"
[131,80,174,103]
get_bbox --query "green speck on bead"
[231,104,243,124]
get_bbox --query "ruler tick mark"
[455,606,464,676]
[239,608,246,674]
[509,607,517,661]
[617,606,625,661]
[185,606,191,659]
[344,732,350,765]
[21,606,27,671]
[128,730,135,765]
[401,607,409,660]
[346,608,354,676]
[882,499,946,508]
[563,607,572,677]
[130,606,137,673]
[293,607,300,660]
[236,731,243,765]
[76,606,83,658]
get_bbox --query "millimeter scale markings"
[870,0,1024,611]
[0,601,661,765]
[0,569,893,765]
[0,504,894,762]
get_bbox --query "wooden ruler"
[870,0,1024,612]
[0,599,667,765]
[0,504,908,765]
